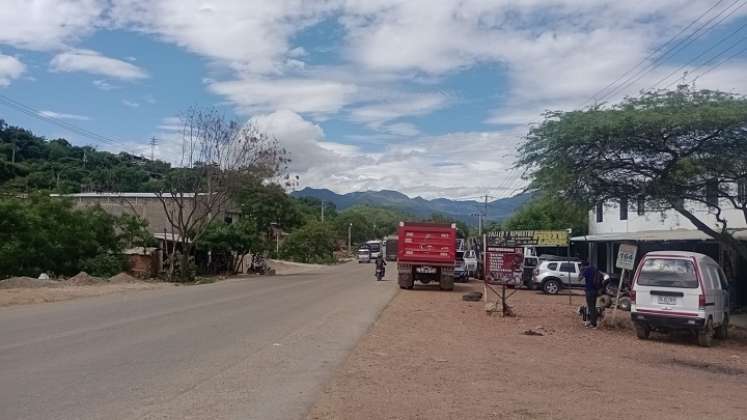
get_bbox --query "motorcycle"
[375,265,385,281]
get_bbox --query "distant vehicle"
[385,238,398,261]
[532,260,611,295]
[463,249,478,275]
[397,222,457,291]
[455,250,467,282]
[631,251,730,347]
[357,248,371,263]
[366,240,383,259]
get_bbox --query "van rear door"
[634,257,702,317]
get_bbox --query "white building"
[572,196,747,308]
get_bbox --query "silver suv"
[532,259,610,295]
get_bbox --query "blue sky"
[0,1,746,199]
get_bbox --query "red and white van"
[631,251,730,347]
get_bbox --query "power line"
[0,93,126,148]
[594,0,745,104]
[149,136,159,160]
[581,0,730,108]
[649,11,747,90]
[686,41,747,84]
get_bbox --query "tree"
[519,87,747,259]
[155,108,288,281]
[502,196,587,235]
[281,221,337,264]
[199,220,262,274]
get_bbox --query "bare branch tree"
[156,107,288,281]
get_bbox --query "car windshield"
[637,258,699,288]
[367,243,381,252]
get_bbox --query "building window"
[620,198,628,221]
[637,195,645,216]
[596,202,604,223]
[738,179,746,205]
[705,179,718,207]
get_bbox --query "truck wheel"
[543,279,560,295]
[634,323,650,340]
[697,319,714,347]
[398,273,414,290]
[440,275,454,291]
[715,314,729,340]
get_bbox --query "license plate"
[657,295,677,305]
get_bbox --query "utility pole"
[321,200,325,222]
[149,136,158,161]
[82,150,87,169]
[11,142,16,164]
[348,223,352,253]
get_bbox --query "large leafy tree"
[519,87,747,259]
[502,196,587,235]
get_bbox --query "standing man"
[581,260,600,328]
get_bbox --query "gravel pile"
[0,277,60,289]
[65,272,103,286]
[108,272,141,284]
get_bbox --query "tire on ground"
[463,291,482,301]
[440,274,454,291]
[715,314,729,340]
[597,295,611,308]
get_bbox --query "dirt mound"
[65,272,102,286]
[0,277,60,289]
[108,272,141,284]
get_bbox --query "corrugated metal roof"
[572,229,747,242]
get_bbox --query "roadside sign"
[616,244,638,271]
[485,246,524,285]
[486,230,569,247]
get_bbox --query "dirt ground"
[0,282,168,307]
[308,281,747,420]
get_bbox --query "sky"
[0,0,746,199]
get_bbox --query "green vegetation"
[0,195,140,278]
[281,221,338,264]
[0,119,170,193]
[501,196,587,235]
[519,87,747,259]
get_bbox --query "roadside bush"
[81,254,128,278]
[281,221,337,264]
[0,195,124,277]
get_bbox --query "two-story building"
[572,197,747,308]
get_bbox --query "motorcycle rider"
[375,254,386,279]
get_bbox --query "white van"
[631,251,730,347]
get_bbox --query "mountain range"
[292,188,531,225]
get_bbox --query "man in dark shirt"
[581,261,600,328]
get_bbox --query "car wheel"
[715,314,729,340]
[697,319,714,347]
[634,323,650,340]
[543,279,560,295]
[617,296,632,312]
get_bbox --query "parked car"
[631,251,730,347]
[357,248,371,263]
[532,259,610,295]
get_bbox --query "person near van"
[581,261,601,328]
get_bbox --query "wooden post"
[610,269,626,324]
[483,234,488,303]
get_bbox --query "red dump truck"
[397,222,457,291]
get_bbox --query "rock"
[523,329,544,336]
[463,291,483,301]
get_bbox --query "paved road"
[0,262,397,420]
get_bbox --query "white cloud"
[0,0,105,50]
[350,92,450,125]
[0,54,24,87]
[381,122,420,137]
[92,79,119,90]
[208,77,357,115]
[50,49,148,80]
[122,99,140,108]
[38,110,91,121]
[156,116,182,131]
